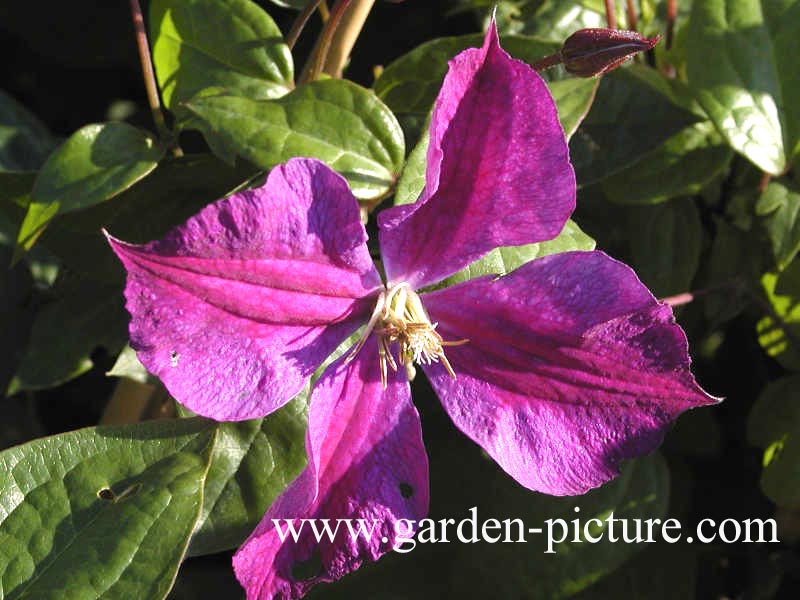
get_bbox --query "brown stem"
[604,0,617,29]
[128,0,173,147]
[299,0,352,83]
[625,0,638,31]
[529,51,564,72]
[320,0,375,78]
[666,0,677,50]
[286,0,324,50]
[758,171,772,195]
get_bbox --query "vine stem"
[666,0,677,50]
[300,0,376,83]
[286,0,324,50]
[625,0,638,31]
[604,0,617,29]
[128,0,172,146]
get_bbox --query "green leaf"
[602,121,734,205]
[747,374,800,508]
[394,128,429,207]
[756,179,800,270]
[106,344,151,384]
[570,65,699,186]
[374,33,562,142]
[549,78,600,141]
[0,90,56,172]
[150,0,293,110]
[0,418,216,599]
[16,123,164,252]
[431,219,596,290]
[626,198,703,297]
[757,260,800,371]
[687,0,791,174]
[7,275,128,393]
[186,80,405,200]
[704,218,770,324]
[188,397,307,556]
[763,0,800,161]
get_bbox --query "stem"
[604,0,617,29]
[625,0,638,31]
[128,0,170,143]
[758,171,772,195]
[529,51,564,72]
[299,0,352,83]
[321,0,376,78]
[666,0,677,50]
[319,1,330,22]
[286,0,324,50]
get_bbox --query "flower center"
[346,283,467,387]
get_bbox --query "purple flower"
[108,25,716,600]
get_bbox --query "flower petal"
[108,158,382,420]
[233,338,429,600]
[378,23,575,288]
[422,251,718,496]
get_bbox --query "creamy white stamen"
[346,283,467,388]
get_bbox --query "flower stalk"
[286,0,325,50]
[128,0,180,155]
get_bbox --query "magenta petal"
[233,338,429,600]
[422,251,718,496]
[108,158,382,420]
[378,24,575,288]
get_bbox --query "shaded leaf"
[603,121,733,205]
[150,0,293,110]
[186,80,405,200]
[570,65,699,186]
[188,397,307,556]
[705,219,769,324]
[748,374,800,508]
[16,123,164,252]
[756,179,800,270]
[448,453,670,600]
[0,90,56,172]
[626,198,703,297]
[8,275,128,393]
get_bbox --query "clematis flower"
[108,24,716,600]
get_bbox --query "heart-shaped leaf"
[150,0,293,110]
[16,123,164,252]
[185,80,405,200]
[687,0,797,174]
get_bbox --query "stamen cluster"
[346,283,465,387]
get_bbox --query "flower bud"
[560,28,660,77]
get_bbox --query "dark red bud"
[560,28,661,77]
